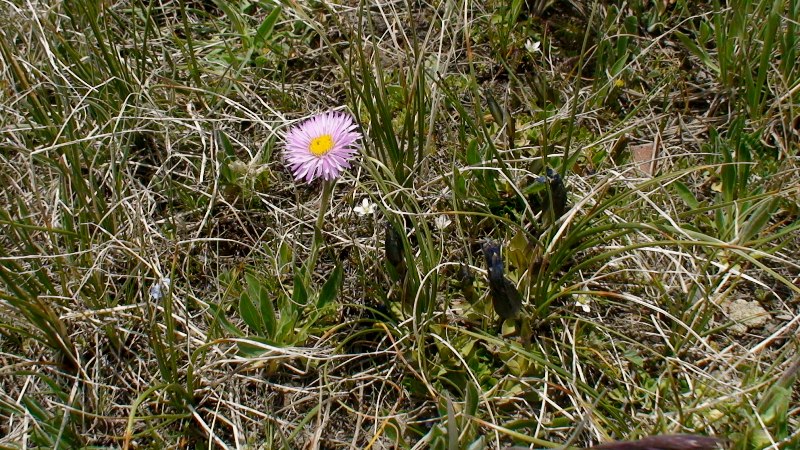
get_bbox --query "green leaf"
[465,139,481,166]
[484,90,504,125]
[507,230,532,272]
[716,129,737,203]
[382,418,406,446]
[236,336,273,357]
[674,31,719,74]
[258,280,277,338]
[464,381,479,417]
[253,6,281,49]
[673,181,700,209]
[214,130,237,183]
[278,240,292,272]
[446,394,458,450]
[212,0,246,40]
[611,51,629,77]
[239,291,263,334]
[208,302,243,336]
[453,167,467,198]
[758,385,790,426]
[751,0,782,115]
[293,271,308,306]
[317,264,343,308]
[276,309,298,343]
[738,197,779,244]
[757,355,799,434]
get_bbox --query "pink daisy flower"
[283,111,362,183]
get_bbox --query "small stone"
[725,299,771,334]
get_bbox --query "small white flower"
[353,198,376,216]
[575,295,591,313]
[149,277,171,300]
[525,39,541,54]
[435,214,452,230]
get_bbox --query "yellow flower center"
[309,134,334,157]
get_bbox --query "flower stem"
[304,180,334,283]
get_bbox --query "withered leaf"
[630,140,659,177]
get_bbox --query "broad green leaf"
[623,15,638,35]
[453,167,467,198]
[278,240,292,271]
[317,264,343,308]
[673,181,700,209]
[464,381,479,417]
[293,271,308,305]
[465,139,481,166]
[238,291,263,334]
[484,90,504,125]
[446,394,458,450]
[611,51,629,77]
[507,230,531,272]
[258,281,277,338]
[214,129,236,158]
